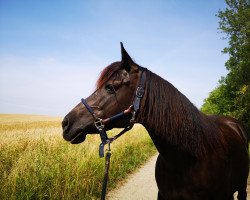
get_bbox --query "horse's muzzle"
[62,116,70,134]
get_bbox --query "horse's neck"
[137,70,219,157]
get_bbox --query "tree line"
[201,0,250,134]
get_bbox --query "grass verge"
[0,114,156,200]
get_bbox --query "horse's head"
[62,43,144,144]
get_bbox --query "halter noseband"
[81,69,146,157]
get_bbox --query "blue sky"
[0,0,228,116]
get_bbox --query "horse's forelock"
[96,62,123,90]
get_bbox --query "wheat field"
[0,114,156,200]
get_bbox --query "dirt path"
[107,155,158,200]
[107,154,250,200]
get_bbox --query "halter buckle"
[95,118,104,130]
[136,86,144,98]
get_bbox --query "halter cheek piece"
[81,70,146,157]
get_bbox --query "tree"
[201,0,250,133]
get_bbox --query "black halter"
[81,69,146,157]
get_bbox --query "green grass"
[0,114,156,200]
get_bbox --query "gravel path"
[107,154,250,200]
[107,155,158,200]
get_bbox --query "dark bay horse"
[62,43,249,200]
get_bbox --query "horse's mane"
[138,69,222,157]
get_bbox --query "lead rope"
[101,143,111,200]
[100,125,133,200]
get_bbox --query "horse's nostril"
[62,117,70,132]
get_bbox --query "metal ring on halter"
[94,118,104,130]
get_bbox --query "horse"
[62,43,249,200]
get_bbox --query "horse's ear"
[120,42,135,72]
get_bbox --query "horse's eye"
[105,84,115,94]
